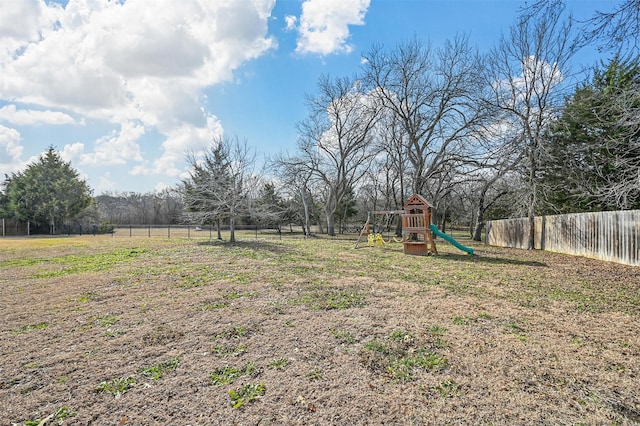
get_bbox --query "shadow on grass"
[196,239,294,254]
[435,253,548,268]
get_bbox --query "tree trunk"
[229,216,236,243]
[216,219,222,240]
[326,211,335,236]
[473,207,484,242]
[527,187,536,250]
[300,187,310,237]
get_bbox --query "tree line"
[1,1,638,246]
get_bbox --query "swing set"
[354,194,438,255]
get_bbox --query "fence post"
[130,225,132,237]
[188,226,191,239]
[168,225,171,238]
[148,225,151,238]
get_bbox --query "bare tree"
[182,135,261,243]
[297,74,381,236]
[270,152,315,237]
[361,35,489,202]
[579,0,640,58]
[486,2,576,249]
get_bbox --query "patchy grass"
[268,357,290,370]
[13,323,49,334]
[1,234,640,424]
[96,377,136,399]
[24,406,73,425]
[228,383,266,409]
[289,287,366,310]
[210,363,257,386]
[35,248,146,278]
[139,357,180,381]
[211,343,248,358]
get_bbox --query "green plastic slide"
[429,224,474,256]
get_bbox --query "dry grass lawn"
[1,233,639,425]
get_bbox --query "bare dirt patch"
[1,235,639,425]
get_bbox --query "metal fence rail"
[0,221,362,241]
[486,210,640,266]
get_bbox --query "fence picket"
[487,210,640,266]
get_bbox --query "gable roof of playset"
[403,194,432,209]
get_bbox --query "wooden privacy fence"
[486,210,640,266]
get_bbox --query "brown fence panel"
[487,210,640,266]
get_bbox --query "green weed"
[216,325,249,339]
[102,328,124,337]
[410,349,449,370]
[96,377,136,398]
[24,406,73,425]
[365,340,389,355]
[268,357,290,370]
[434,379,460,398]
[95,314,120,326]
[429,325,447,335]
[290,288,365,310]
[76,291,99,302]
[362,330,448,382]
[210,362,257,386]
[139,357,180,380]
[228,383,266,409]
[13,323,49,334]
[200,302,228,310]
[211,344,248,357]
[390,329,415,344]
[330,329,357,344]
[307,367,324,381]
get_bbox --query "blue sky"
[0,0,616,194]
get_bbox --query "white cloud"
[80,121,145,166]
[1,0,276,121]
[131,114,224,178]
[154,181,170,193]
[0,0,49,41]
[285,15,297,31]
[0,105,75,126]
[60,142,85,163]
[0,124,25,174]
[0,0,277,183]
[295,0,370,56]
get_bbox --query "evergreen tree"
[6,147,93,233]
[542,58,640,211]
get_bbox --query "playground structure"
[355,193,474,256]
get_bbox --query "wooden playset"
[355,194,437,255]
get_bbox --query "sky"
[0,0,618,195]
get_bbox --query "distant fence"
[486,210,640,266]
[1,219,28,236]
[0,222,361,241]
